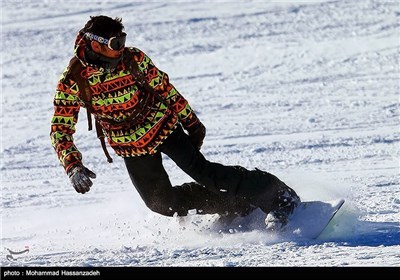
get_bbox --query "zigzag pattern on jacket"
[50,47,200,172]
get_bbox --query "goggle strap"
[85,32,109,45]
[85,32,126,51]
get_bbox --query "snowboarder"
[50,15,300,230]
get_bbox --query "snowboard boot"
[212,204,257,232]
[265,187,300,231]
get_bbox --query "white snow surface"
[1,0,399,267]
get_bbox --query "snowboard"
[279,198,345,239]
[211,198,345,239]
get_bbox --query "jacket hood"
[73,31,89,64]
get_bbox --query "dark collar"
[83,46,123,73]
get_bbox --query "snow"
[1,0,399,267]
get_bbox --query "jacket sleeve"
[50,67,83,173]
[132,48,202,132]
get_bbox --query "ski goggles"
[85,32,126,51]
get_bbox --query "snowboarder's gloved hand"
[67,165,96,194]
[188,122,206,150]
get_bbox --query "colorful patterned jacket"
[50,33,201,173]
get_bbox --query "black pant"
[124,125,295,217]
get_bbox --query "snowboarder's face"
[91,40,123,58]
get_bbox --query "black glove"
[188,122,206,150]
[67,165,96,194]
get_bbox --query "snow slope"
[1,0,399,267]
